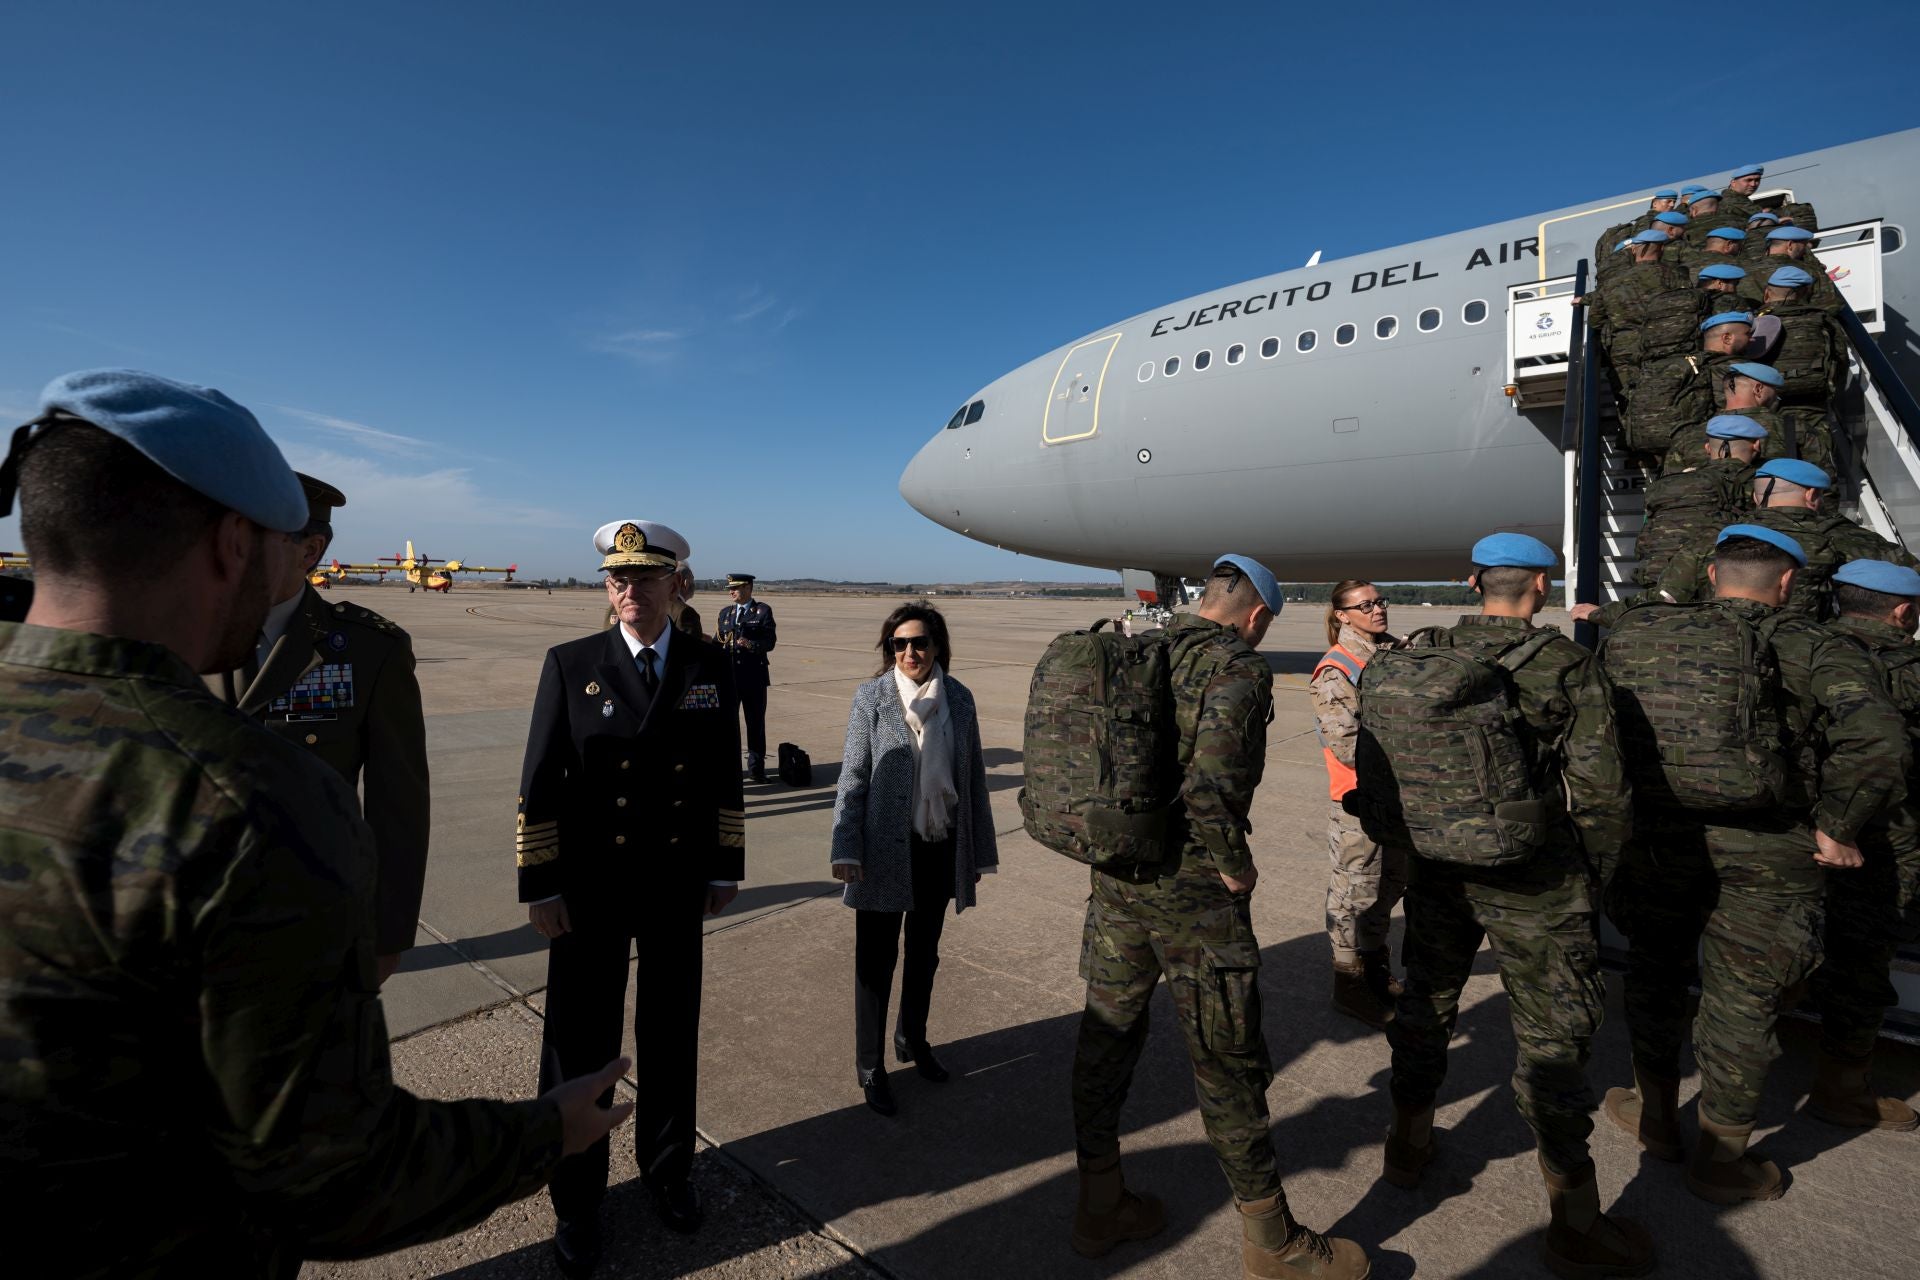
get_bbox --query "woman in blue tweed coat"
[830,601,998,1116]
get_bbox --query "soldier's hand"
[832,862,864,883]
[1813,830,1864,868]
[548,1056,636,1157]
[705,885,738,915]
[530,898,572,938]
[1569,603,1600,622]
[1219,866,1258,895]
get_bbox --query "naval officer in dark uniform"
[595,519,700,639]
[717,572,776,782]
[518,519,745,1275]
[217,471,430,985]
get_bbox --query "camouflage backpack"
[1780,200,1819,231]
[1019,619,1179,868]
[1633,461,1754,587]
[1625,353,1714,454]
[1631,286,1709,364]
[1600,601,1789,812]
[1352,627,1563,867]
[1765,304,1842,399]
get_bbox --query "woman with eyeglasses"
[1312,580,1408,1030]
[829,601,998,1115]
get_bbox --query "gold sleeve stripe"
[718,808,744,821]
[516,844,561,867]
[517,818,558,836]
[718,816,746,830]
[718,831,744,848]
[517,837,560,854]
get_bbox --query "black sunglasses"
[889,635,932,653]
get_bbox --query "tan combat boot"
[1239,1193,1371,1279]
[1070,1151,1165,1259]
[1685,1113,1784,1205]
[1600,1066,1684,1162]
[1332,958,1392,1029]
[1538,1156,1655,1279]
[1806,1050,1920,1131]
[1380,1099,1436,1189]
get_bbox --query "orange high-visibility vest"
[1312,644,1366,801]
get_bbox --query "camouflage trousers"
[1326,802,1406,963]
[1609,820,1823,1127]
[1073,857,1281,1202]
[1811,829,1920,1060]
[1387,836,1604,1175]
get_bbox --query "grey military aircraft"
[899,127,1920,599]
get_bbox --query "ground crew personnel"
[1810,558,1920,1132]
[718,572,777,783]
[216,472,429,984]
[1717,163,1766,224]
[1310,580,1405,1029]
[519,519,745,1273]
[1602,527,1907,1204]
[0,369,628,1276]
[1072,554,1369,1280]
[1370,533,1647,1277]
[1762,226,1842,310]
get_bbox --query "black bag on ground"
[778,741,813,787]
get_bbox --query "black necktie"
[639,648,659,694]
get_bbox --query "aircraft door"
[1042,332,1122,444]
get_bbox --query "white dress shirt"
[256,590,306,670]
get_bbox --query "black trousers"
[854,834,955,1071]
[739,682,768,761]
[538,880,704,1221]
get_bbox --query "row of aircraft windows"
[1140,299,1489,380]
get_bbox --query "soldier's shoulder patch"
[680,682,722,711]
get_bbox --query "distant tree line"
[1282,582,1565,607]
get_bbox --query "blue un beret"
[1700,311,1754,332]
[1654,188,1679,200]
[1471,532,1557,569]
[1681,184,1712,196]
[1630,229,1669,245]
[1768,226,1815,242]
[1699,263,1747,280]
[1705,414,1769,441]
[1748,210,1781,224]
[1213,553,1284,615]
[1833,559,1920,597]
[26,369,306,531]
[1717,524,1807,566]
[1731,164,1765,180]
[1706,227,1747,241]
[1768,265,1814,288]
[1756,458,1833,489]
[1654,211,1691,227]
[1728,361,1784,388]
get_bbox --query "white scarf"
[894,663,958,841]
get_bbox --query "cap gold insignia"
[585,681,601,695]
[613,522,646,554]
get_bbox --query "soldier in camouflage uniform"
[1806,559,1920,1131]
[0,370,629,1278]
[1661,362,1803,474]
[1698,261,1760,310]
[1590,230,1691,406]
[1602,527,1908,1204]
[1374,533,1651,1278]
[1630,311,1753,466]
[1072,554,1369,1280]
[1716,163,1767,225]
[1678,225,1748,276]
[1761,225,1843,311]
[1592,189,1678,284]
[1751,265,1849,465]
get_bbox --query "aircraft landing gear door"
[1042,332,1122,444]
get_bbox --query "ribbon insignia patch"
[272,663,354,714]
[680,683,721,711]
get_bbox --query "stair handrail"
[1558,260,1601,648]
[1835,292,1920,455]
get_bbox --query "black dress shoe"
[894,1034,951,1083]
[859,1066,898,1115]
[552,1217,603,1278]
[647,1178,703,1234]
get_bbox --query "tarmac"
[302,586,1920,1280]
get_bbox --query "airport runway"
[304,586,1919,1280]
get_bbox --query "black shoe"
[647,1179,703,1235]
[894,1034,950,1083]
[552,1217,602,1278]
[859,1066,898,1115]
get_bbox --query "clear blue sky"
[3,2,1916,581]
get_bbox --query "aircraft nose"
[899,438,945,525]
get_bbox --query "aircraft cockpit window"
[1261,337,1280,358]
[1418,308,1441,332]
[1375,316,1398,339]
[1463,299,1488,324]
[964,400,985,425]
[1296,331,1317,353]
[945,407,967,430]
[1335,323,1356,346]
[1226,343,1246,365]
[1165,355,1181,376]
[1137,361,1155,382]
[1194,349,1213,370]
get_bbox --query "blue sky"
[3,2,1916,582]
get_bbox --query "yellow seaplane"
[329,540,518,593]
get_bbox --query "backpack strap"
[1497,629,1563,673]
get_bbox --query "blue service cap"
[1630,229,1669,245]
[1654,188,1679,200]
[5,369,305,530]
[1700,311,1753,332]
[1698,263,1747,280]
[1730,163,1765,179]
[1748,210,1781,224]
[1471,532,1557,569]
[1705,414,1769,440]
[1705,227,1747,241]
[1834,559,1920,597]
[1213,553,1283,615]
[1756,458,1832,490]
[1768,226,1815,242]
[1654,211,1690,226]
[1716,524,1807,566]
[1728,360,1784,388]
[1768,265,1814,288]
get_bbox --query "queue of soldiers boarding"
[1,364,1916,1280]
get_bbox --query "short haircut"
[1835,581,1908,618]
[18,419,228,578]
[1475,564,1539,599]
[1711,534,1798,588]
[874,600,952,676]
[1201,562,1263,612]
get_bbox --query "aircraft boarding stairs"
[1505,221,1920,1041]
